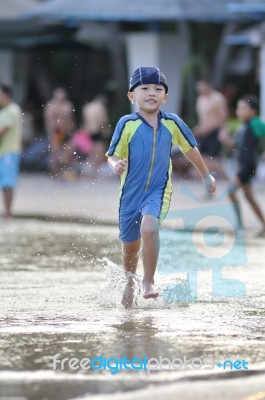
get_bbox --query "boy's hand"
[113,159,128,175]
[203,173,216,193]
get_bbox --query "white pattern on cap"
[139,67,143,85]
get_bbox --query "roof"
[21,0,265,23]
[0,0,37,20]
[227,22,265,46]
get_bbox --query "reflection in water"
[0,220,265,399]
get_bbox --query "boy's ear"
[127,91,134,102]
[163,93,168,103]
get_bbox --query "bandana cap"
[129,67,168,93]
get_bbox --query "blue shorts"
[0,153,20,188]
[119,190,168,243]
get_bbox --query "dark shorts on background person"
[197,129,221,157]
[237,165,256,185]
[0,153,20,188]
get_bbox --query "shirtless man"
[44,88,75,176]
[82,95,109,173]
[193,81,228,179]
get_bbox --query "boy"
[106,67,216,308]
[219,95,265,236]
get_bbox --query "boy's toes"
[142,282,159,299]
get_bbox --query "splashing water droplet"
[98,257,141,308]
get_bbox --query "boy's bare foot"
[121,281,136,308]
[142,281,159,299]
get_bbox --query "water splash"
[98,257,141,308]
[98,257,191,308]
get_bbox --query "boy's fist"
[113,159,128,175]
[203,173,216,193]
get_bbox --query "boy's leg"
[242,184,265,234]
[122,239,141,273]
[121,239,141,308]
[140,215,160,299]
[3,188,13,218]
[228,180,243,229]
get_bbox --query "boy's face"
[236,100,256,123]
[127,84,168,113]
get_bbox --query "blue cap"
[129,67,168,93]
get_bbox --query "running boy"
[106,67,216,308]
[219,95,265,236]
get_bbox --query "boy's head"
[236,95,259,123]
[128,67,168,93]
[127,67,168,112]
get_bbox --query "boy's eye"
[156,88,163,91]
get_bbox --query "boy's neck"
[137,110,160,129]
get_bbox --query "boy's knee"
[141,216,159,238]
[122,248,139,257]
[122,242,140,257]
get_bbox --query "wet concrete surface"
[1,219,265,399]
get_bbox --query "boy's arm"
[184,147,216,193]
[107,155,127,175]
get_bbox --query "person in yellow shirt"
[0,84,22,218]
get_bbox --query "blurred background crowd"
[1,0,265,182]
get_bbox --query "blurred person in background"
[0,83,22,218]
[61,126,94,179]
[219,95,265,236]
[44,88,76,177]
[82,95,110,175]
[20,101,49,172]
[21,101,35,149]
[193,80,228,184]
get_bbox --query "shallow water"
[0,219,265,400]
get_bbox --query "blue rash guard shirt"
[106,111,197,242]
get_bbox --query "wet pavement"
[10,172,265,231]
[1,218,265,400]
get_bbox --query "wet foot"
[142,281,159,299]
[121,281,136,308]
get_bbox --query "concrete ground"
[1,172,265,400]
[5,172,265,233]
[78,372,265,400]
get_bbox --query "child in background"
[219,95,265,237]
[106,67,216,308]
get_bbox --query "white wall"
[125,32,188,115]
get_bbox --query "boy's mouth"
[146,99,157,104]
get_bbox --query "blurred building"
[1,0,265,121]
